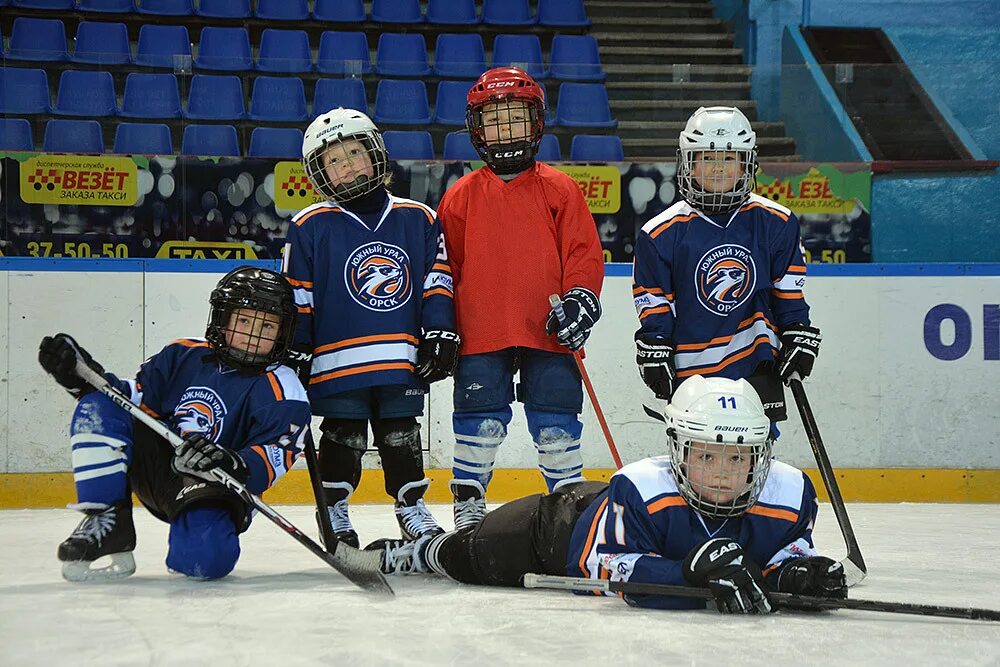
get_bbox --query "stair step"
[603,63,751,83]
[600,46,744,65]
[605,80,750,100]
[593,32,735,46]
[623,136,794,148]
[590,16,725,30]
[611,99,758,121]
[586,1,716,18]
[617,120,787,137]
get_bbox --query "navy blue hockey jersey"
[566,457,819,609]
[633,193,810,380]
[282,194,455,398]
[115,339,311,496]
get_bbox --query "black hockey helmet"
[205,266,297,373]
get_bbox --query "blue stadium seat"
[537,134,562,161]
[13,0,72,8]
[181,124,239,156]
[536,0,591,27]
[113,122,173,154]
[184,74,245,120]
[55,70,118,117]
[8,18,68,61]
[375,33,431,77]
[371,0,423,23]
[313,0,365,22]
[0,118,34,151]
[248,127,303,159]
[195,27,252,71]
[136,0,193,15]
[0,67,52,115]
[196,0,249,18]
[442,131,478,161]
[373,80,431,125]
[317,31,371,75]
[427,0,478,24]
[120,73,181,118]
[134,25,191,68]
[382,130,434,160]
[71,21,132,65]
[256,0,307,20]
[555,83,617,128]
[314,77,368,116]
[249,77,308,122]
[43,119,104,153]
[482,0,535,25]
[570,134,624,161]
[434,34,486,79]
[78,0,136,12]
[257,29,313,73]
[491,35,547,79]
[549,35,605,81]
[434,80,474,126]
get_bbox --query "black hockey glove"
[286,344,313,386]
[683,538,774,614]
[777,323,821,383]
[545,287,601,351]
[635,335,676,400]
[172,433,249,485]
[416,330,461,384]
[766,556,847,600]
[38,334,105,399]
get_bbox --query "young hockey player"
[365,376,847,613]
[631,106,821,424]
[38,267,311,582]
[436,67,605,530]
[284,107,458,547]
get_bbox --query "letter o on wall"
[923,304,972,361]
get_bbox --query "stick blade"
[843,557,867,588]
[327,542,394,595]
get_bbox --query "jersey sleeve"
[436,190,464,287]
[769,212,811,327]
[281,218,315,349]
[556,183,604,297]
[595,475,706,610]
[632,229,676,341]
[421,213,457,332]
[130,342,187,418]
[762,472,820,573]
[236,370,312,495]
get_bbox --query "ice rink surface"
[2,502,999,667]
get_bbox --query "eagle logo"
[173,387,228,442]
[345,241,412,312]
[695,245,757,316]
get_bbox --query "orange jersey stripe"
[311,361,414,384]
[295,206,341,227]
[171,339,210,348]
[747,505,799,523]
[267,372,284,401]
[431,262,452,273]
[578,496,609,581]
[786,265,807,274]
[633,285,665,296]
[649,212,698,239]
[313,333,420,355]
[740,201,789,221]
[423,287,454,299]
[297,305,313,314]
[250,446,275,488]
[140,403,160,418]
[392,202,435,225]
[646,495,686,514]
[676,312,774,352]
[771,291,805,300]
[284,448,295,471]
[286,277,314,288]
[677,334,775,377]
[638,305,671,321]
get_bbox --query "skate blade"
[61,552,136,582]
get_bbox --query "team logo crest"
[695,244,757,316]
[344,242,412,312]
[173,387,228,442]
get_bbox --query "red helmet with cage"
[466,67,546,174]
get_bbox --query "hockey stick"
[522,574,1000,622]
[302,434,340,551]
[789,376,867,587]
[74,362,393,595]
[549,294,624,469]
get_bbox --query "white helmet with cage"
[302,107,389,203]
[665,375,774,519]
[676,106,758,214]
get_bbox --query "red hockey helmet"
[466,67,546,174]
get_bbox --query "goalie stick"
[74,360,393,595]
[522,574,1000,622]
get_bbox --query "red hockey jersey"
[437,162,604,355]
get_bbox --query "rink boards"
[1,259,998,506]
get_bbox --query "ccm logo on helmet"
[492,149,525,158]
[486,81,516,89]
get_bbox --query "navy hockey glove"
[545,287,602,351]
[38,334,105,399]
[777,323,821,383]
[766,556,847,599]
[635,335,676,400]
[683,538,774,614]
[416,330,461,384]
[172,433,249,485]
[286,344,313,386]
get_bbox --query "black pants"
[439,481,608,587]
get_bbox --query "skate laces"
[453,496,487,529]
[396,499,441,538]
[382,540,419,575]
[70,511,116,546]
[328,498,354,534]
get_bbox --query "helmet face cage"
[668,431,774,519]
[303,129,388,203]
[676,146,758,214]
[205,267,297,373]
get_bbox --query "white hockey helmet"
[302,107,389,203]
[665,375,774,519]
[676,106,758,214]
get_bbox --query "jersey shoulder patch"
[292,201,341,226]
[744,193,793,220]
[640,200,697,237]
[614,456,679,502]
[388,194,437,223]
[265,365,309,403]
[756,460,808,513]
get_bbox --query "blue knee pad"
[166,506,241,580]
[70,392,134,506]
[452,407,513,490]
[525,410,585,492]
[518,350,583,413]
